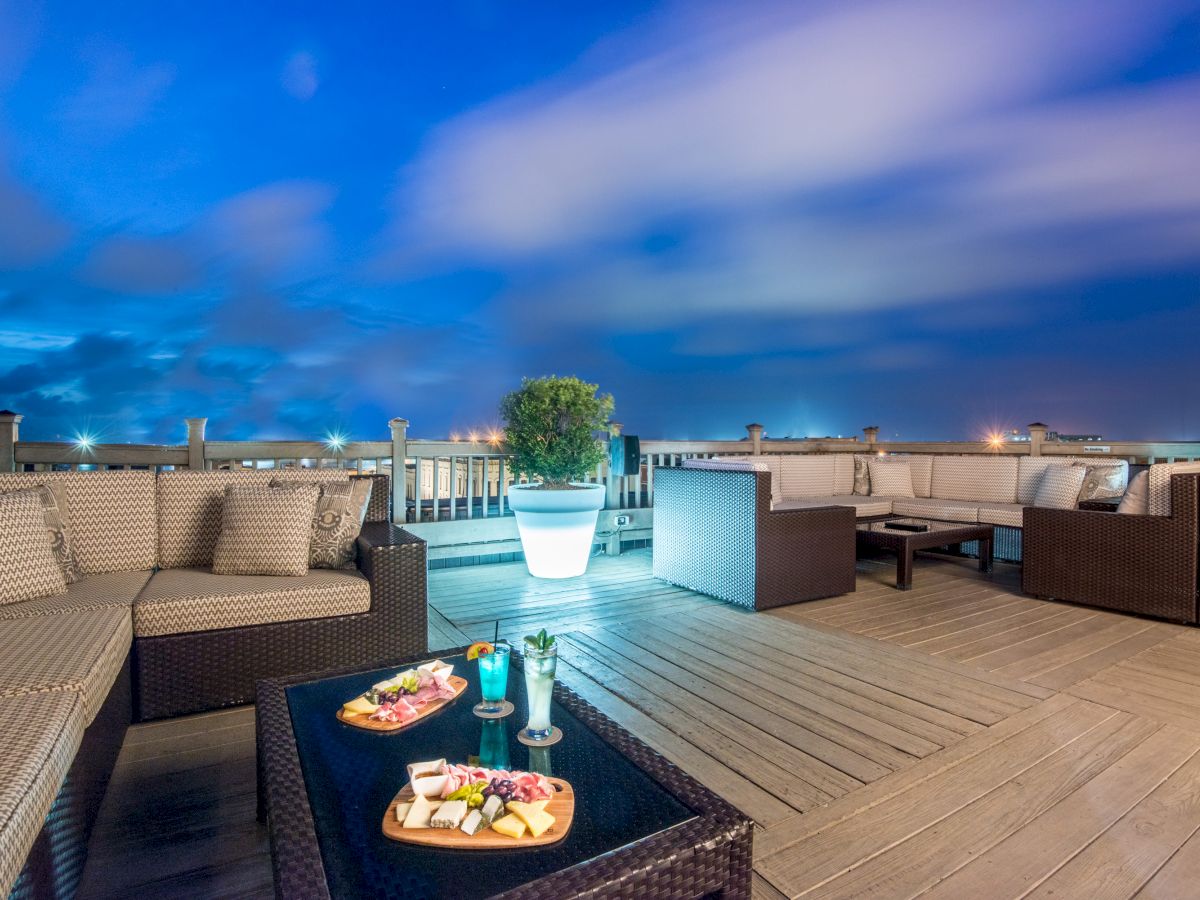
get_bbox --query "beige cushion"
[907,455,934,498]
[1117,470,1150,515]
[0,606,130,724]
[852,456,871,495]
[890,497,980,523]
[1016,457,1128,505]
[0,570,151,620]
[868,459,915,498]
[272,478,372,569]
[156,469,353,569]
[1033,465,1086,509]
[212,483,321,577]
[930,456,1018,504]
[0,692,85,898]
[1077,464,1126,502]
[0,491,67,605]
[1147,462,1200,516]
[976,502,1025,528]
[778,456,837,499]
[30,483,83,584]
[832,455,854,495]
[773,495,894,518]
[0,471,157,573]
[133,567,371,637]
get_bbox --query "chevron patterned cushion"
[212,483,321,576]
[133,567,371,637]
[0,692,85,898]
[867,459,916,498]
[1033,464,1087,509]
[0,570,152,620]
[271,477,373,569]
[0,491,67,605]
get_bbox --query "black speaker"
[609,435,641,477]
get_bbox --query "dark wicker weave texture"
[133,519,428,720]
[1023,473,1199,624]
[256,648,753,900]
[352,473,392,524]
[653,467,855,610]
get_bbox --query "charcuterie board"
[337,660,467,732]
[337,675,467,731]
[382,777,574,849]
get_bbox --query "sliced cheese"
[506,801,555,838]
[402,794,433,829]
[342,696,379,717]
[490,813,527,839]
[395,801,413,823]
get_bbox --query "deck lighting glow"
[324,430,347,453]
[987,432,1006,448]
[467,431,480,443]
[488,430,503,446]
[73,432,96,452]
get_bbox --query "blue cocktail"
[474,641,511,715]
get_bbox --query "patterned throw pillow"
[1077,465,1125,502]
[33,483,83,584]
[0,490,68,604]
[867,459,915,498]
[1033,465,1087,509]
[852,457,871,495]
[212,483,321,577]
[271,478,373,569]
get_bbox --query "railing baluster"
[498,458,506,516]
[412,458,422,523]
[481,458,489,518]
[466,456,474,519]
[449,455,457,521]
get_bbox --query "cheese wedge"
[490,813,527,839]
[341,696,379,717]
[506,801,555,838]
[395,801,413,823]
[402,794,433,829]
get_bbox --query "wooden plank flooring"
[80,547,1200,899]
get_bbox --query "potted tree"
[501,376,614,578]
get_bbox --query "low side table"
[856,518,994,590]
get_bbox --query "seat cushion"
[0,471,157,573]
[890,497,980,523]
[1033,465,1087,509]
[0,570,152,620]
[930,456,1018,504]
[868,459,915,498]
[212,483,321,577]
[0,692,85,898]
[778,456,838,500]
[774,495,894,518]
[157,469,354,569]
[976,502,1025,528]
[0,490,67,605]
[0,606,130,723]
[133,567,372,638]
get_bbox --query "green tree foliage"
[500,376,614,486]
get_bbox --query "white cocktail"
[523,646,558,740]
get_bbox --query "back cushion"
[832,455,854,495]
[157,469,351,569]
[709,457,781,505]
[1016,457,1129,505]
[930,456,1019,504]
[778,455,837,499]
[907,456,934,498]
[1147,462,1200,516]
[0,471,157,573]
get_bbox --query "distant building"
[1009,430,1104,443]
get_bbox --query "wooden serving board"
[336,676,468,732]
[381,778,574,849]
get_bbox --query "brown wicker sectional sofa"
[0,469,426,899]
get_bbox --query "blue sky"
[1,0,1198,444]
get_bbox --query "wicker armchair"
[1022,473,1199,624]
[133,480,428,720]
[652,467,856,610]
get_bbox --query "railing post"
[185,417,207,470]
[1028,422,1047,457]
[389,417,409,524]
[863,425,879,446]
[746,423,764,455]
[0,410,22,472]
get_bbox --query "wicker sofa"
[0,469,426,899]
[715,453,1129,562]
[1024,464,1200,623]
[652,466,856,610]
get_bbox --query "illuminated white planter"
[507,483,605,579]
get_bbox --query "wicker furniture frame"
[256,647,753,900]
[857,519,995,590]
[1023,473,1200,624]
[133,520,427,720]
[653,467,856,610]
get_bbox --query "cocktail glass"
[473,641,511,716]
[522,645,558,741]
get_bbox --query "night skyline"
[1,0,1199,445]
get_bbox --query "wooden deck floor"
[81,548,1200,899]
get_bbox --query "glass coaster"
[472,700,514,719]
[517,725,563,747]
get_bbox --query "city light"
[324,430,347,453]
[987,432,1006,448]
[488,430,503,446]
[467,431,480,443]
[73,431,96,452]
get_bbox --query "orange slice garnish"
[466,641,495,660]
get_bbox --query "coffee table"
[256,647,752,899]
[856,517,994,590]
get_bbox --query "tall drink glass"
[523,645,558,741]
[474,641,511,716]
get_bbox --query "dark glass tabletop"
[857,516,988,535]
[285,652,695,900]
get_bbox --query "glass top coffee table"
[256,647,752,899]
[856,517,994,590]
